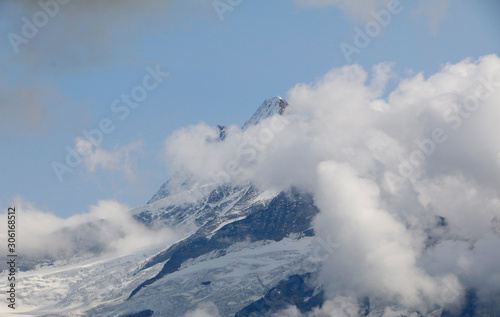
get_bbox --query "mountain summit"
[243,96,288,129]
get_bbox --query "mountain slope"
[129,189,319,300]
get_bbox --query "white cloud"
[76,138,144,181]
[183,302,221,317]
[310,297,361,317]
[272,306,303,317]
[313,161,461,309]
[272,297,363,316]
[0,197,176,266]
[284,54,499,312]
[163,115,293,188]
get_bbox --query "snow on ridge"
[242,96,288,129]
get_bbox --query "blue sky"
[1,0,499,218]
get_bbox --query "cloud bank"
[0,198,176,269]
[163,54,500,313]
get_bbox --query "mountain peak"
[242,96,288,129]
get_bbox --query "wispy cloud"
[293,0,450,31]
[76,138,144,181]
[0,197,176,267]
[292,0,392,22]
[413,0,450,35]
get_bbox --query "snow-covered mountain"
[3,97,319,317]
[4,96,496,317]
[242,96,288,129]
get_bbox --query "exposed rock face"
[129,189,319,300]
[235,273,324,317]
